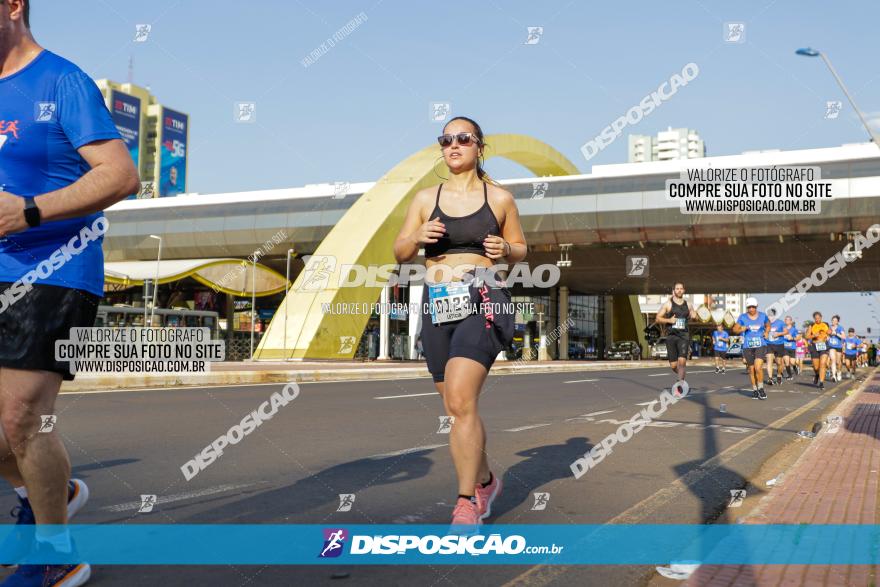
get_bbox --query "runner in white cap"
[732,297,771,400]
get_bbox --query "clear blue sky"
[33,0,880,332]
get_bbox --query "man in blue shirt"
[843,328,860,380]
[0,2,139,584]
[781,315,799,380]
[712,323,729,374]
[732,297,771,400]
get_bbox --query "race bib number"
[674,317,687,330]
[847,343,856,350]
[747,337,762,348]
[815,341,827,351]
[829,336,839,345]
[768,332,777,342]
[428,282,471,325]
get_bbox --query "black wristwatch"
[23,198,41,228]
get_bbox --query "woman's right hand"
[413,216,446,244]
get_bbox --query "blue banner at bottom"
[2,524,879,565]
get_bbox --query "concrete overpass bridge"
[102,139,880,359]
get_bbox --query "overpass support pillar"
[559,286,569,360]
[408,284,423,360]
[611,294,648,357]
[378,286,390,360]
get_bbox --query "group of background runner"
[652,286,873,400]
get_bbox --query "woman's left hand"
[483,235,509,260]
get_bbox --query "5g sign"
[171,140,186,158]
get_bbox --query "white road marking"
[564,379,600,383]
[648,373,671,377]
[102,483,256,512]
[504,423,552,432]
[368,444,448,459]
[374,392,437,399]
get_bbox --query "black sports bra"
[424,182,502,258]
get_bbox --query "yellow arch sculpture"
[254,134,580,360]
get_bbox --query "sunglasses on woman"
[437,132,481,148]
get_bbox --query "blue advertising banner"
[3,524,880,565]
[110,90,140,199]
[159,107,187,197]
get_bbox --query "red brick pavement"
[687,371,880,587]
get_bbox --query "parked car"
[568,342,588,360]
[651,337,668,360]
[607,340,641,360]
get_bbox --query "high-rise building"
[628,127,705,163]
[96,80,189,198]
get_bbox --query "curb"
[60,359,670,393]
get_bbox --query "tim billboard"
[159,107,188,197]
[111,90,141,199]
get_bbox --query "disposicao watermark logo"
[570,383,688,479]
[765,224,880,319]
[319,528,348,558]
[181,383,300,481]
[580,62,699,161]
[0,216,109,316]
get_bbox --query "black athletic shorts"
[713,348,727,359]
[809,343,829,359]
[766,344,784,356]
[783,347,797,358]
[0,282,100,381]
[421,279,515,383]
[666,332,689,362]
[743,346,767,366]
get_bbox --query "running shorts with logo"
[420,278,514,383]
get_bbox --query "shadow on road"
[490,437,592,520]
[180,449,437,523]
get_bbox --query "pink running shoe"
[450,497,481,532]
[474,473,502,520]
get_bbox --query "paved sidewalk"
[686,369,880,587]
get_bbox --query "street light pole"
[796,47,880,148]
[284,248,295,361]
[149,235,162,326]
[250,253,257,360]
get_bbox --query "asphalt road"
[0,363,860,586]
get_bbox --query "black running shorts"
[743,346,767,366]
[666,332,689,362]
[420,280,515,383]
[0,282,100,381]
[713,348,727,359]
[809,343,829,359]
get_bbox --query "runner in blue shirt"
[712,323,729,374]
[843,328,860,380]
[765,316,787,386]
[781,315,799,380]
[732,297,771,400]
[0,2,139,584]
[827,315,845,382]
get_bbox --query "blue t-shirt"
[844,336,860,356]
[766,319,785,345]
[783,325,799,350]
[737,311,769,349]
[712,330,729,351]
[0,50,120,296]
[827,325,845,349]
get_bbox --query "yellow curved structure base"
[255,134,580,360]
